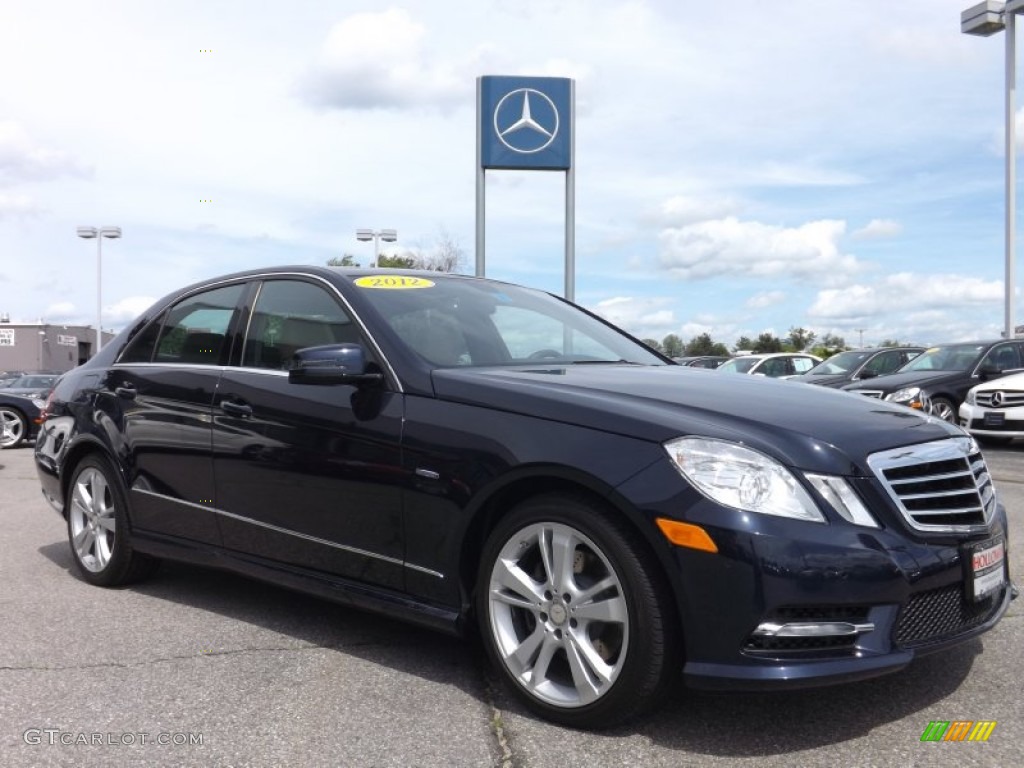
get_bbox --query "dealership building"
[0,319,115,373]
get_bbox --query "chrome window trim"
[111,270,404,393]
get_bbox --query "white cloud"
[746,290,787,309]
[0,121,89,183]
[0,192,41,219]
[808,273,1004,320]
[852,219,902,239]
[296,9,479,111]
[44,302,76,319]
[649,195,740,227]
[658,217,862,283]
[591,296,677,338]
[108,296,158,323]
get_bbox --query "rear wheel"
[0,406,27,448]
[477,493,678,729]
[67,455,159,586]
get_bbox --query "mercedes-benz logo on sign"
[493,88,559,154]
[991,391,1004,407]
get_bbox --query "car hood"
[430,365,960,476]
[794,373,851,388]
[842,370,965,395]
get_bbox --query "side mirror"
[288,344,384,387]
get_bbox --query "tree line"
[639,328,911,359]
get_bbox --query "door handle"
[115,384,137,400]
[221,400,253,418]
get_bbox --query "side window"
[791,357,814,374]
[980,343,1021,373]
[153,283,245,365]
[863,351,900,376]
[242,280,357,370]
[119,315,165,364]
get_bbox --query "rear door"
[111,281,247,544]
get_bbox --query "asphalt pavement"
[1,442,1021,767]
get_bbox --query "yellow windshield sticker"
[354,276,435,289]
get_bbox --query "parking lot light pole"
[962,1,1022,339]
[355,228,397,268]
[76,226,122,353]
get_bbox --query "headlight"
[664,437,825,523]
[885,386,922,405]
[31,398,46,409]
[965,389,977,406]
[805,474,879,528]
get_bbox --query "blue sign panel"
[479,76,572,170]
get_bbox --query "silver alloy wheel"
[929,398,956,423]
[487,521,629,709]
[0,407,25,448]
[69,467,117,572]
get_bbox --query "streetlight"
[962,0,1022,339]
[355,228,397,268]
[76,225,122,353]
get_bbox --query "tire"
[928,396,957,424]
[66,455,159,587]
[0,406,27,449]
[476,493,678,729]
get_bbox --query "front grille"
[975,390,1024,408]
[856,390,884,399]
[867,437,996,533]
[894,584,1001,647]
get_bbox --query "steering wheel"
[527,349,563,360]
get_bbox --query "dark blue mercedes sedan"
[34,267,1013,729]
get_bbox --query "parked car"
[0,373,59,398]
[843,340,1024,423]
[959,370,1024,445]
[716,352,821,378]
[793,347,925,388]
[35,267,1011,729]
[0,370,26,388]
[673,355,731,369]
[0,391,45,449]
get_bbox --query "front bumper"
[959,402,1024,440]
[616,459,1013,691]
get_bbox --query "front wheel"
[928,396,957,423]
[0,406,27,448]
[476,494,678,729]
[67,455,159,586]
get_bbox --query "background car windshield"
[6,375,57,388]
[898,344,984,372]
[810,350,871,374]
[349,276,667,367]
[717,357,760,373]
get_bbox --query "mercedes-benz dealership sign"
[479,76,572,170]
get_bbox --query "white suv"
[959,371,1024,445]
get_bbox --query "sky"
[0,0,1021,349]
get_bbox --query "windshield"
[717,357,760,374]
[346,274,668,367]
[808,350,872,375]
[898,344,985,373]
[7,375,57,388]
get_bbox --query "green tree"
[753,332,783,353]
[377,254,417,268]
[641,338,665,354]
[878,339,902,347]
[662,334,685,358]
[327,254,360,267]
[788,326,816,352]
[685,333,716,356]
[734,336,755,352]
